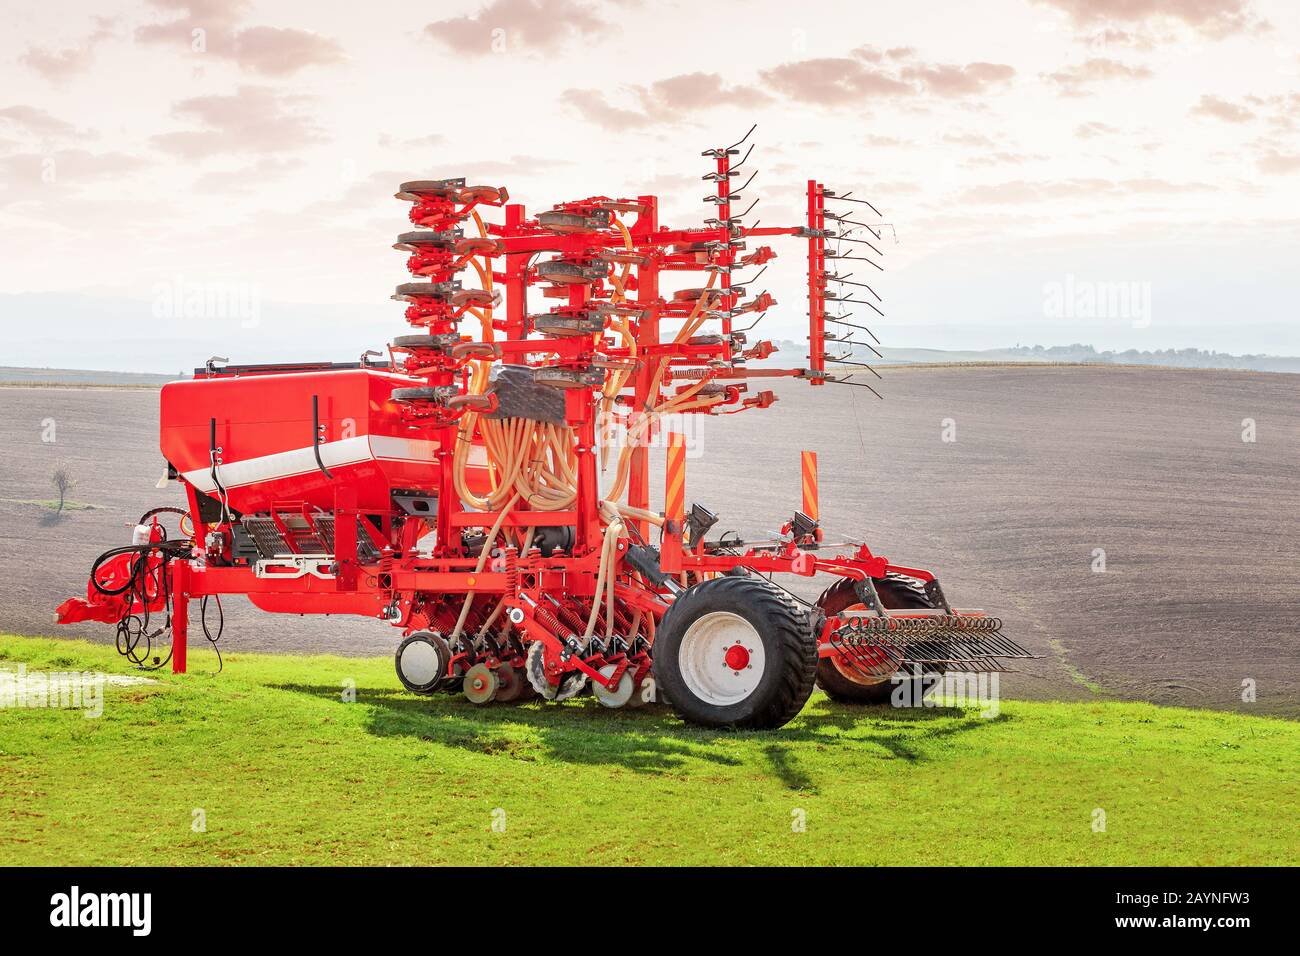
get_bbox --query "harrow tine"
[825,333,882,360]
[823,375,883,399]
[727,123,757,152]
[826,253,884,271]
[826,316,881,344]
[828,358,882,378]
[825,194,883,215]
[831,277,883,301]
[834,235,885,257]
[832,614,1034,675]
[731,142,756,171]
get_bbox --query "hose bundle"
[89,539,191,669]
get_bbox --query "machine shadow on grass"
[270,681,1007,787]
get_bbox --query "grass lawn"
[1,634,1296,866]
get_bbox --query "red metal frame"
[57,140,982,700]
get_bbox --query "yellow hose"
[441,206,728,644]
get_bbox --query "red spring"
[532,602,568,639]
[499,547,519,591]
[550,597,587,634]
[423,599,462,634]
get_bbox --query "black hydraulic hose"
[209,417,232,524]
[200,594,225,674]
[90,541,191,596]
[88,539,190,671]
[312,395,334,479]
[208,417,224,495]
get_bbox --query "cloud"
[20,18,116,82]
[562,48,1016,130]
[378,133,446,149]
[136,0,250,44]
[961,150,1050,168]
[564,73,773,130]
[426,0,612,56]
[956,177,1216,204]
[0,150,151,202]
[192,155,307,193]
[227,26,346,75]
[759,48,1013,106]
[641,72,773,112]
[1032,0,1269,39]
[1189,94,1255,123]
[901,62,1016,96]
[1080,26,1166,51]
[1075,121,1121,138]
[0,105,79,138]
[759,57,913,105]
[1257,149,1300,175]
[561,88,652,131]
[151,86,326,158]
[943,132,998,148]
[1243,92,1300,132]
[137,1,344,75]
[460,154,577,176]
[1042,58,1154,96]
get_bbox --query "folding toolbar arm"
[807,180,827,384]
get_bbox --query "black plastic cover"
[485,364,567,423]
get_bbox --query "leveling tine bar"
[830,615,1034,681]
[806,179,828,383]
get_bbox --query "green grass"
[0,498,101,512]
[1,634,1296,866]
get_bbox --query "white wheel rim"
[593,664,634,708]
[400,640,440,686]
[678,611,765,706]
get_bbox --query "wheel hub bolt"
[724,643,751,671]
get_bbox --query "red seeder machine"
[58,129,1030,728]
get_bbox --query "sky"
[1,0,1298,372]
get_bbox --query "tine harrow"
[830,615,1034,681]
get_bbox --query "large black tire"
[815,575,938,705]
[653,576,817,729]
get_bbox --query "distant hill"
[4,341,1299,388]
[0,367,182,387]
[772,341,1300,373]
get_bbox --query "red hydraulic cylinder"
[171,559,189,674]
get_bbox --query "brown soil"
[2,366,1295,715]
